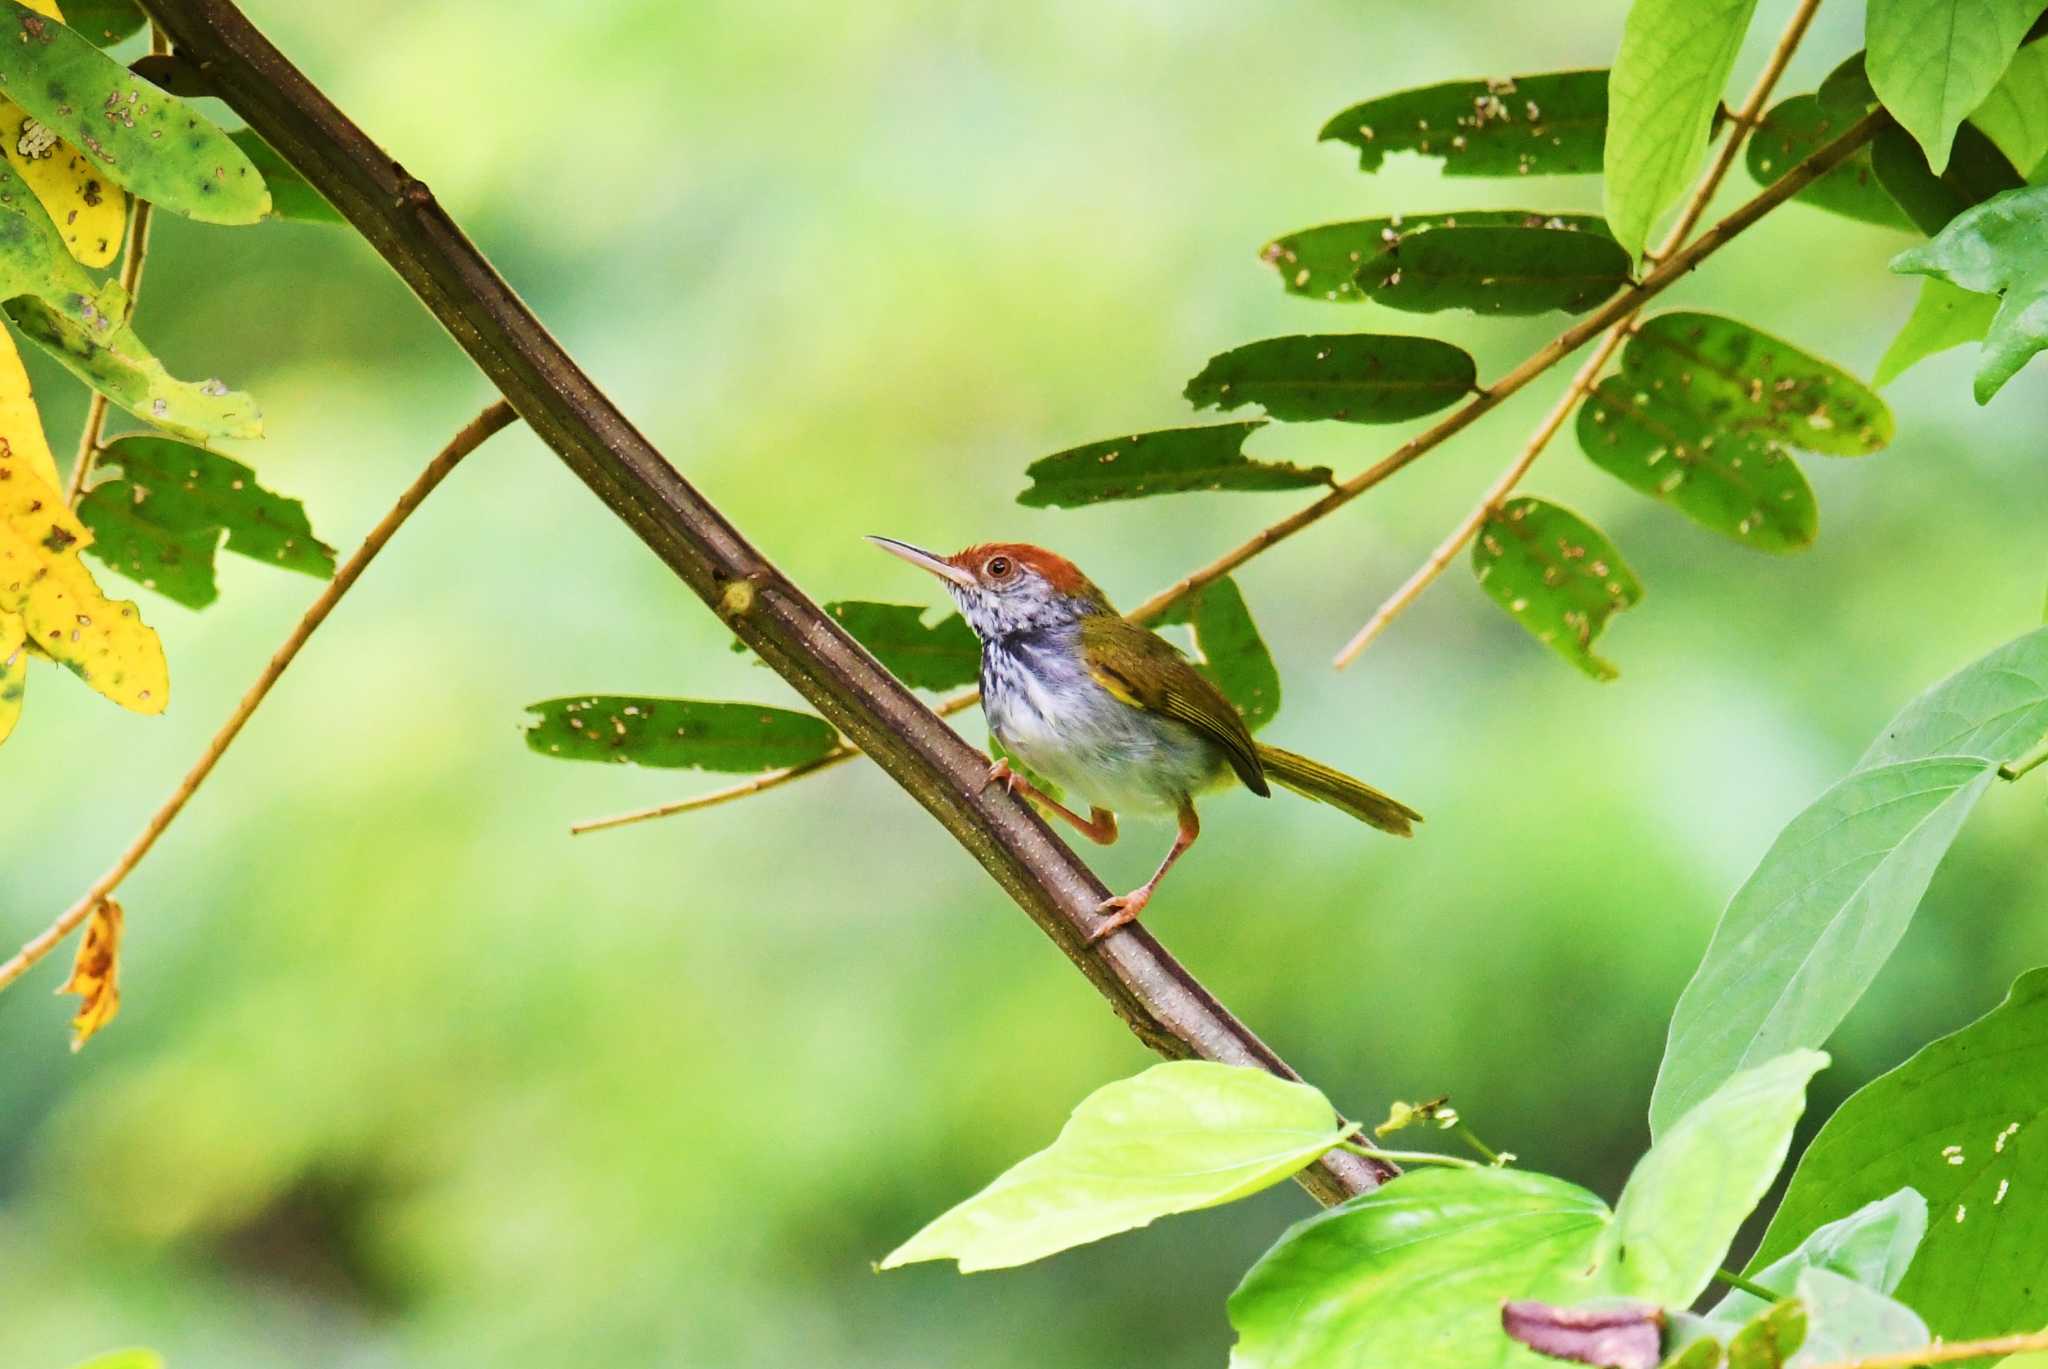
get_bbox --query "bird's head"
[867,537,1113,640]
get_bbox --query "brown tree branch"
[136,0,1391,1203]
[2,400,519,996]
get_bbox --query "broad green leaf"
[1874,277,2000,385]
[1185,334,1478,424]
[1745,95,1915,230]
[54,0,143,46]
[1756,968,2048,1341]
[0,608,24,743]
[1156,576,1280,731]
[1789,1268,1929,1366]
[1618,313,1894,457]
[1649,758,1997,1137]
[1355,223,1633,316]
[1711,1189,1929,1326]
[5,291,263,442]
[67,1352,164,1369]
[1320,70,1609,177]
[1603,0,1760,259]
[881,1061,1350,1272]
[1971,39,2048,175]
[1726,1300,1806,1369]
[1577,382,1818,554]
[1872,120,2026,234]
[0,1,268,223]
[524,696,841,771]
[228,128,343,225]
[1472,497,1642,681]
[78,435,336,609]
[1818,51,1882,121]
[1262,211,1613,303]
[1866,0,2044,173]
[825,600,979,691]
[1016,422,1332,508]
[1892,184,2048,400]
[1859,624,2048,766]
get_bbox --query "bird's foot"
[982,757,1019,795]
[1088,888,1152,944]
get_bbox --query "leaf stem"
[1328,0,1824,668]
[1454,1122,1506,1166]
[1338,1141,1478,1169]
[2000,734,2048,782]
[1709,1267,1781,1303]
[1801,1328,2048,1369]
[0,400,518,999]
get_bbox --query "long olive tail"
[1254,743,1421,837]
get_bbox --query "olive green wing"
[1079,615,1269,796]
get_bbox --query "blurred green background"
[4,0,2046,1364]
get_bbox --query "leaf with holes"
[1745,95,1913,231]
[1866,0,2045,173]
[1971,38,2048,175]
[881,1062,1351,1272]
[1892,184,2048,400]
[0,0,125,267]
[0,0,268,223]
[1872,120,2025,234]
[1185,334,1477,424]
[78,436,335,609]
[524,697,841,771]
[1472,498,1642,681]
[824,601,979,691]
[1157,577,1280,731]
[1261,211,1613,303]
[1354,223,1633,316]
[1874,277,2000,386]
[1017,422,1331,508]
[58,894,121,1050]
[1320,70,1609,177]
[229,129,342,225]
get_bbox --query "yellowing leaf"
[0,321,61,489]
[59,895,122,1050]
[0,609,24,743]
[0,2,125,267]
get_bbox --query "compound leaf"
[1320,70,1609,177]
[1017,422,1331,508]
[1185,334,1477,424]
[524,697,841,771]
[826,600,979,691]
[1472,497,1642,681]
[1262,211,1613,303]
[1355,222,1633,316]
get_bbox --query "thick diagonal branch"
[136,0,1391,1202]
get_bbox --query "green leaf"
[1711,1189,1928,1326]
[1755,968,2048,1341]
[880,1061,1350,1272]
[1859,624,2048,766]
[77,436,334,609]
[1874,277,2001,385]
[1157,576,1280,731]
[1577,382,1818,554]
[1649,758,1997,1138]
[1866,0,2044,173]
[1603,0,1761,259]
[1725,1300,1806,1369]
[1354,223,1633,316]
[1659,1337,1726,1369]
[1970,38,2048,176]
[523,697,841,771]
[823,601,979,691]
[66,1353,164,1369]
[1872,120,2026,234]
[1262,211,1613,304]
[1319,70,1609,177]
[1745,95,1915,230]
[1789,1268,1930,1366]
[1472,497,1643,681]
[1016,422,1332,508]
[1892,184,2048,401]
[0,1,268,224]
[1184,334,1478,424]
[228,128,343,225]
[56,0,145,46]
[5,291,263,442]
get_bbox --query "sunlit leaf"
[0,608,24,743]
[1709,1189,1928,1327]
[1859,624,2048,766]
[78,435,336,608]
[1745,95,1914,231]
[58,895,121,1050]
[523,696,841,772]
[0,0,268,224]
[1892,183,2048,400]
[0,100,124,267]
[1788,1269,1929,1365]
[1261,211,1613,304]
[825,600,979,691]
[1873,277,2000,385]
[1185,334,1477,424]
[1723,1300,1804,1369]
[1017,422,1332,507]
[1970,38,2048,176]
[1872,120,2025,234]
[1354,223,1632,316]
[52,0,142,46]
[1320,70,1609,177]
[228,128,342,225]
[1756,967,2048,1342]
[1603,0,1760,259]
[66,1351,163,1369]
[1866,0,2044,173]
[1472,498,1642,681]
[880,1061,1350,1272]
[1156,576,1279,731]
[0,313,59,488]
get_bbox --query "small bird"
[869,537,1419,940]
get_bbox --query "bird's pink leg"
[984,758,1118,846]
[1089,800,1199,943]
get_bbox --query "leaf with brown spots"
[523,696,842,772]
[0,0,126,266]
[1472,497,1643,681]
[0,609,26,743]
[58,896,122,1050]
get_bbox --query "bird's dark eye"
[985,555,1012,578]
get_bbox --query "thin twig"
[0,400,518,996]
[1802,1328,2048,1369]
[1331,0,1823,668]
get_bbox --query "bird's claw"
[982,758,1018,795]
[1087,890,1149,944]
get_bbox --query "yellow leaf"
[0,2,123,269]
[59,896,123,1050]
[0,438,167,714]
[0,324,61,490]
[0,610,24,743]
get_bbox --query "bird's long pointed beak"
[867,535,976,589]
